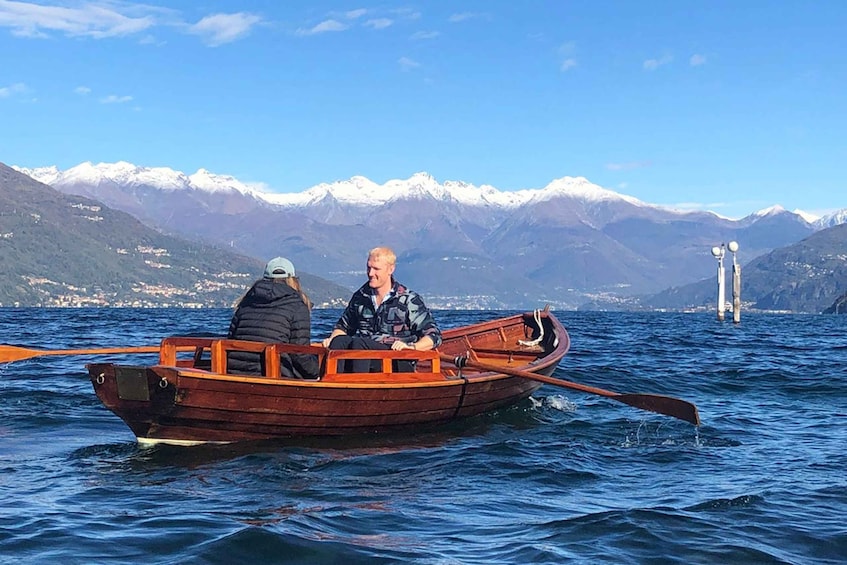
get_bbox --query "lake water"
[1,308,844,564]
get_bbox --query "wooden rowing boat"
[86,309,571,445]
[0,307,699,442]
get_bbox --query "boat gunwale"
[159,365,530,389]
[97,309,570,388]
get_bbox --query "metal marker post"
[711,244,726,321]
[729,241,741,323]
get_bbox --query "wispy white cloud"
[0,1,158,39]
[398,56,420,71]
[188,12,262,46]
[391,8,421,21]
[364,18,392,30]
[100,94,133,104]
[643,54,673,71]
[0,82,27,97]
[0,2,259,46]
[605,161,652,171]
[560,58,576,72]
[558,42,577,72]
[300,7,417,36]
[296,19,348,36]
[74,86,91,95]
[345,9,367,19]
[690,53,707,66]
[411,30,439,40]
[448,12,476,23]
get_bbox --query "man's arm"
[321,328,346,348]
[401,292,442,349]
[391,334,434,351]
[321,294,358,347]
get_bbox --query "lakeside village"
[5,277,541,311]
[5,276,761,313]
[9,274,507,310]
[4,241,773,312]
[1,244,544,310]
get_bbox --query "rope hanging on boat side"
[518,309,544,347]
[449,355,471,418]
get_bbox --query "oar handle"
[39,346,163,357]
[0,344,164,364]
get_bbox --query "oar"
[0,344,163,364]
[440,354,700,426]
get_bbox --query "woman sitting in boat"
[227,257,319,378]
[321,246,441,373]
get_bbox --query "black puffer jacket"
[227,278,318,378]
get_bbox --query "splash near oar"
[440,353,700,426]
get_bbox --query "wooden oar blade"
[0,345,40,364]
[615,393,701,426]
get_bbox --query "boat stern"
[87,363,178,440]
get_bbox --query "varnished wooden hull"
[88,310,570,445]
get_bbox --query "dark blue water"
[1,309,845,564]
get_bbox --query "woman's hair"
[231,276,313,310]
[283,276,313,310]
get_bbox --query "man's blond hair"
[368,246,396,266]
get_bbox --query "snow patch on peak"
[58,161,191,191]
[265,172,464,207]
[536,176,643,206]
[409,171,436,181]
[348,175,376,187]
[793,209,820,223]
[188,169,257,195]
[753,204,787,217]
[11,165,61,185]
[814,208,847,228]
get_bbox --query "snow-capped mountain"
[793,209,821,224]
[14,162,659,212]
[16,161,262,196]
[17,161,844,225]
[11,161,841,309]
[815,209,847,229]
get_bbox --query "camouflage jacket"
[334,279,442,348]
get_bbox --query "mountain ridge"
[11,161,846,311]
[15,161,847,227]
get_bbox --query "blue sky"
[1,1,845,219]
